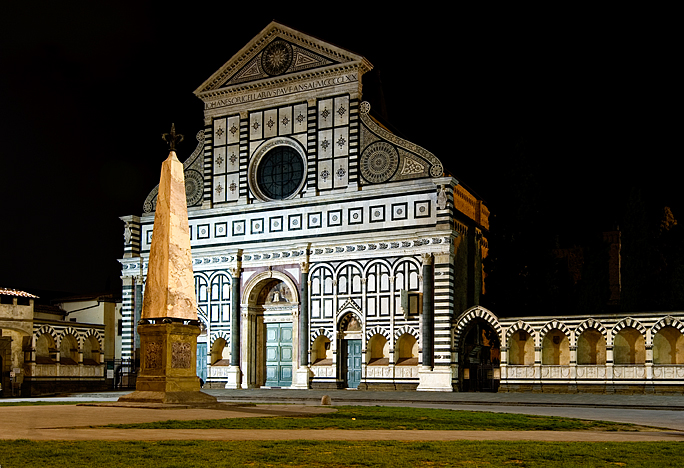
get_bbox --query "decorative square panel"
[414,200,431,218]
[249,112,262,140]
[251,218,264,235]
[370,205,385,223]
[318,129,333,157]
[308,212,322,229]
[215,222,228,238]
[348,207,363,225]
[333,126,348,157]
[226,145,239,172]
[333,157,348,189]
[232,220,246,236]
[264,108,278,139]
[213,117,227,146]
[197,224,210,239]
[392,202,408,221]
[278,106,292,135]
[226,115,240,144]
[334,95,349,126]
[226,173,239,202]
[293,103,307,134]
[213,146,226,174]
[269,216,283,232]
[317,159,333,190]
[146,230,153,245]
[213,175,226,203]
[328,209,342,227]
[289,213,302,231]
[317,98,333,129]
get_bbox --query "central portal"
[242,271,300,389]
[265,322,293,387]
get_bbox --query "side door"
[196,341,207,384]
[344,339,362,389]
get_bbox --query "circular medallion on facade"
[429,163,444,178]
[184,170,203,206]
[360,141,399,184]
[261,40,293,76]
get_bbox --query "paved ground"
[2,389,684,441]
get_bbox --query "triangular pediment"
[194,21,371,97]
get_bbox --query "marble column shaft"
[422,254,434,368]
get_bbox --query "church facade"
[118,23,684,393]
[119,22,489,391]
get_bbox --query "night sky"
[0,5,678,296]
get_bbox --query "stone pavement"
[1,389,684,442]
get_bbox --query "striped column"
[434,250,456,367]
[299,261,310,366]
[230,266,241,366]
[421,253,434,368]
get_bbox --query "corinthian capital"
[421,253,433,266]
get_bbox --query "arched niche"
[577,328,606,365]
[613,327,645,364]
[541,329,570,365]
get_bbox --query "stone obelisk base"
[118,322,217,404]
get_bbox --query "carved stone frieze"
[171,342,192,369]
[145,341,162,370]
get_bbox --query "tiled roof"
[0,288,39,299]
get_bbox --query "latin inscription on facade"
[205,74,358,110]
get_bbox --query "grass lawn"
[1,439,683,467]
[103,405,644,432]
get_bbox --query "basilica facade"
[119,22,488,391]
[119,22,684,394]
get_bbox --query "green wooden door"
[343,339,362,389]
[265,323,293,387]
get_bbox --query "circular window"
[249,138,307,201]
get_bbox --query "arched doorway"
[459,319,500,392]
[242,272,299,388]
[338,312,362,389]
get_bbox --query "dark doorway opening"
[460,319,500,392]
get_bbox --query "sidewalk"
[13,388,684,410]
[202,388,684,410]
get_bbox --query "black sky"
[0,4,679,296]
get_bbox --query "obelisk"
[119,124,216,404]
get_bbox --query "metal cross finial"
[162,123,184,151]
